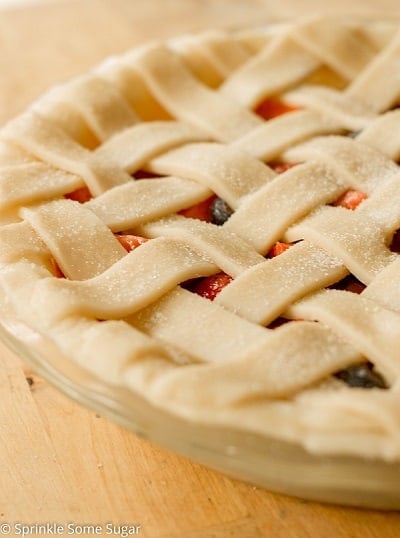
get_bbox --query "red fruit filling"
[65,186,92,203]
[255,98,299,120]
[115,234,149,252]
[333,189,367,210]
[179,195,216,222]
[268,161,298,174]
[51,257,65,278]
[192,272,233,301]
[268,242,291,258]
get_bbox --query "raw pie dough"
[0,17,400,461]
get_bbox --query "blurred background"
[1,0,398,125]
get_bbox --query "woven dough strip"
[0,19,400,460]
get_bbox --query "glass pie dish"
[1,314,400,510]
[1,17,400,510]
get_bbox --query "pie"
[1,17,400,475]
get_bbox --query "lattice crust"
[1,17,400,461]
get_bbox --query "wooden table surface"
[1,1,400,536]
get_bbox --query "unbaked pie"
[1,17,400,480]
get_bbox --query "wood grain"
[0,1,400,536]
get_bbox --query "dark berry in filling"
[210,197,234,225]
[335,363,387,389]
[390,230,400,253]
[331,275,366,294]
[268,317,290,329]
[347,130,362,139]
[133,170,160,179]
